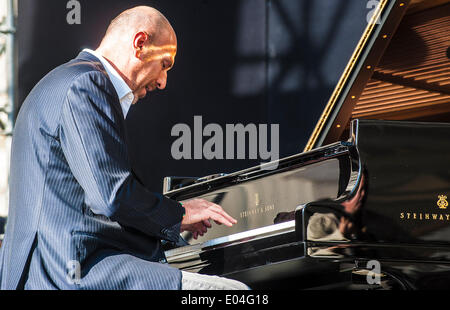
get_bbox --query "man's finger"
[203,219,212,228]
[209,203,238,224]
[209,212,234,227]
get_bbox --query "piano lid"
[305,0,450,151]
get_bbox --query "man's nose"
[157,71,167,90]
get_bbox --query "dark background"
[18,0,369,192]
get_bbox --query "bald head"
[95,6,177,104]
[101,6,174,47]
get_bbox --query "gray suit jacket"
[0,51,184,289]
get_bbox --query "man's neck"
[95,48,137,92]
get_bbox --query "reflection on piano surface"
[163,0,450,289]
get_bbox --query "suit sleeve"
[60,71,183,242]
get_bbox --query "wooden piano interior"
[352,0,450,123]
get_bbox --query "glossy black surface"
[165,143,353,244]
[165,120,450,289]
[303,120,450,245]
[357,120,450,245]
[300,120,450,289]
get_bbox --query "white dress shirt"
[83,49,134,118]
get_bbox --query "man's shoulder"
[60,56,123,117]
[19,54,119,122]
[41,55,116,98]
[59,56,110,86]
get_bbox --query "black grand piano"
[162,0,450,289]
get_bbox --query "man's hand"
[180,198,237,239]
[341,174,365,215]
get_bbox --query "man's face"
[133,29,177,102]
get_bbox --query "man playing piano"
[0,6,248,290]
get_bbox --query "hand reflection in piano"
[274,173,366,241]
[180,198,238,239]
[339,174,366,237]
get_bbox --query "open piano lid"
[305,0,450,151]
[163,1,450,288]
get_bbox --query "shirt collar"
[82,48,134,118]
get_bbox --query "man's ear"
[133,31,148,59]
